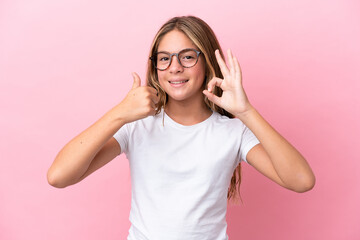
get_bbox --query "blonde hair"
[146,15,242,204]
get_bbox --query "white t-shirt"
[113,109,259,240]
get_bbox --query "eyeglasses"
[150,48,202,71]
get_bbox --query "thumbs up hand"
[116,72,160,124]
[131,72,141,89]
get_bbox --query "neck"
[165,95,212,126]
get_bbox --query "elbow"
[47,169,69,189]
[292,174,316,193]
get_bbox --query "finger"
[149,93,160,105]
[203,89,222,107]
[150,100,156,109]
[146,86,158,95]
[132,72,141,89]
[215,49,230,77]
[227,49,235,76]
[149,102,157,116]
[233,56,242,84]
[207,77,224,92]
[144,87,159,104]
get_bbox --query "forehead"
[157,29,197,53]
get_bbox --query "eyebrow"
[156,48,199,54]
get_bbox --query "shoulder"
[115,114,161,146]
[202,111,248,139]
[211,111,246,129]
[126,113,164,134]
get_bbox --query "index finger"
[142,86,160,105]
[145,86,158,95]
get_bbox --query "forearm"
[47,73,159,188]
[237,106,315,191]
[47,105,127,187]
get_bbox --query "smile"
[168,80,189,84]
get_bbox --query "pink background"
[1,0,359,239]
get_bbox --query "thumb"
[132,72,141,89]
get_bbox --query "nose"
[168,55,184,73]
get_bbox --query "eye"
[157,53,170,62]
[179,49,198,61]
[159,57,169,62]
[183,55,194,60]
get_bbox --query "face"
[156,30,206,104]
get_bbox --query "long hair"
[146,15,242,204]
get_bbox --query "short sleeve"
[113,123,130,155]
[239,125,260,163]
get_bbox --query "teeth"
[170,80,187,84]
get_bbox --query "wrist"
[234,104,257,121]
[105,103,129,126]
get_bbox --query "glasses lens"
[156,52,171,70]
[179,49,198,68]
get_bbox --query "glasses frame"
[150,48,202,71]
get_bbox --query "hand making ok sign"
[203,49,253,119]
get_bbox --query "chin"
[167,94,189,102]
[168,90,204,103]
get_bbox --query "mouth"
[168,80,189,84]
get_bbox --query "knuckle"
[145,98,152,105]
[145,105,153,113]
[144,91,151,98]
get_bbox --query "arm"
[239,108,315,192]
[203,49,315,193]
[47,73,159,188]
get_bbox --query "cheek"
[196,58,206,77]
[157,72,168,90]
[193,63,206,82]
[157,70,166,81]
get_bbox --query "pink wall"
[1,0,359,239]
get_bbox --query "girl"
[47,16,315,240]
